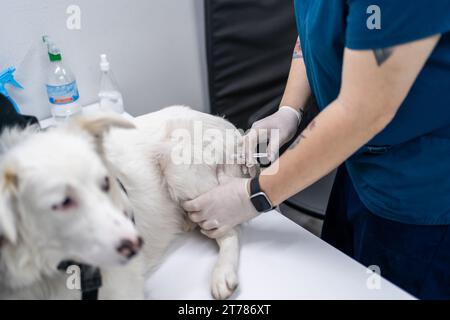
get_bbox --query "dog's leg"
[211,228,240,300]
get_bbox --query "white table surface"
[41,105,414,300]
[145,211,414,300]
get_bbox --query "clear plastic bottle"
[99,54,124,114]
[43,36,82,120]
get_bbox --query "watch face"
[250,193,273,212]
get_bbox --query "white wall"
[1,0,209,120]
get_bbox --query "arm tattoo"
[293,37,303,59]
[288,120,316,150]
[373,47,394,66]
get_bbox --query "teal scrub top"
[294,0,450,224]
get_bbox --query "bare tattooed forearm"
[293,37,303,59]
[259,35,440,207]
[279,36,311,112]
[373,47,394,66]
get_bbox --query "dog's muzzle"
[116,236,144,259]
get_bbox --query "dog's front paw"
[211,265,238,300]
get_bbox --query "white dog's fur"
[0,106,245,300]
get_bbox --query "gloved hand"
[243,106,301,166]
[182,169,258,239]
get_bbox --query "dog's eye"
[52,197,76,211]
[102,176,110,193]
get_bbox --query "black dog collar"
[57,260,102,300]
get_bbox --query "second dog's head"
[0,115,141,288]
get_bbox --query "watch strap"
[249,176,274,212]
[250,175,261,196]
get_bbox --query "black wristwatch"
[249,176,274,213]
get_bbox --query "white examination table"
[145,211,413,300]
[41,105,414,300]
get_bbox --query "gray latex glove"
[182,169,258,239]
[243,106,301,167]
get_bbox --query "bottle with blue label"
[43,36,82,120]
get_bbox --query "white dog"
[0,106,245,300]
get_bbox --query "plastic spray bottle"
[42,35,82,120]
[99,54,124,114]
[0,67,24,113]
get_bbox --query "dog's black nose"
[116,237,143,259]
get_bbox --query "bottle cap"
[43,36,62,62]
[100,54,110,71]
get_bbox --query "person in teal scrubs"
[183,1,450,299]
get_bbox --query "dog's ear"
[0,166,19,244]
[74,114,135,154]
